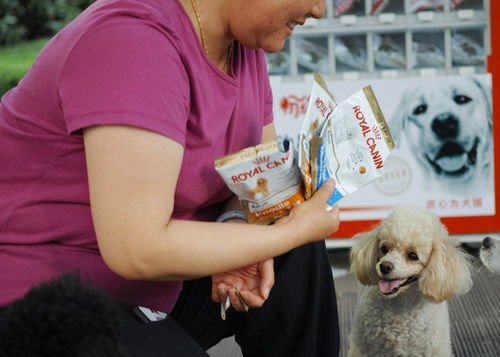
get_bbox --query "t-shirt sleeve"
[59,17,190,146]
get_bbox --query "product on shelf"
[412,42,446,68]
[373,34,406,69]
[451,0,484,10]
[370,0,405,15]
[451,32,485,66]
[412,33,445,68]
[450,0,466,8]
[296,37,329,74]
[409,0,444,13]
[335,0,364,16]
[370,0,390,15]
[450,0,470,10]
[335,36,367,71]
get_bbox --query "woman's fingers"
[311,178,335,205]
[227,286,255,311]
[259,259,274,300]
[238,287,263,309]
[228,287,243,311]
[283,178,340,242]
[216,283,260,312]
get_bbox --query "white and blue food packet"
[300,74,395,208]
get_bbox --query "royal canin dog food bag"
[215,73,394,224]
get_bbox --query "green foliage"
[0,0,95,45]
[0,1,27,45]
[0,38,49,96]
[0,0,95,96]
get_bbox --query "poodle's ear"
[350,226,380,285]
[419,238,473,303]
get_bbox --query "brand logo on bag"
[231,153,290,183]
[252,156,270,166]
[354,105,384,169]
[372,125,382,140]
[315,97,335,119]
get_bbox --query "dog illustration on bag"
[247,177,270,200]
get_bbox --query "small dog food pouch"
[214,140,305,225]
[309,85,395,207]
[298,72,337,200]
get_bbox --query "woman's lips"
[286,21,303,36]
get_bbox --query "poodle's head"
[350,206,472,303]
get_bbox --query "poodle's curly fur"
[348,206,473,357]
[0,274,127,357]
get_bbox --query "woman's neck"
[181,0,234,72]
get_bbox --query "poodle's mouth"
[379,276,418,295]
[425,138,479,177]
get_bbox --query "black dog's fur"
[0,274,127,357]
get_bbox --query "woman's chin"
[262,40,286,54]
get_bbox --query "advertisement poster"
[271,73,497,237]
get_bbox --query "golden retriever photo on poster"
[389,76,492,196]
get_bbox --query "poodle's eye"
[454,94,472,105]
[408,252,419,261]
[381,245,389,254]
[413,104,427,115]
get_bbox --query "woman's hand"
[277,178,340,245]
[211,258,274,311]
[210,179,339,311]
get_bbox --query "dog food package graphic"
[214,140,305,225]
[304,84,395,208]
[298,72,337,200]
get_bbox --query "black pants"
[119,241,340,357]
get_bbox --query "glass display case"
[265,0,489,79]
[296,36,330,74]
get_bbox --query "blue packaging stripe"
[327,189,344,206]
[316,143,329,187]
[315,142,344,206]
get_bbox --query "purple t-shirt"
[0,0,273,311]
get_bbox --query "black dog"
[0,274,127,357]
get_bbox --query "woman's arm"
[261,122,277,143]
[84,125,338,282]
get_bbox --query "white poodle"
[348,206,472,357]
[480,236,500,274]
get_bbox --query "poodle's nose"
[380,261,393,275]
[431,114,459,140]
[483,237,493,249]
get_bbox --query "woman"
[0,0,340,355]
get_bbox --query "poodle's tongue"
[379,279,403,294]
